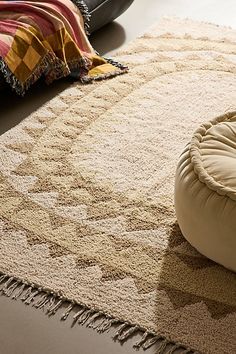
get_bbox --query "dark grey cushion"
[84,0,105,11]
[85,0,134,33]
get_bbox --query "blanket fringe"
[0,53,55,96]
[0,52,128,96]
[80,56,128,84]
[0,272,199,354]
[78,51,129,84]
[70,0,91,35]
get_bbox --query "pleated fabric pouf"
[175,111,236,272]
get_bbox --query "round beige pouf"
[175,111,236,272]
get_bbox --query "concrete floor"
[0,1,236,353]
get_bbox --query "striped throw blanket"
[0,0,127,95]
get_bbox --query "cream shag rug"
[1,18,236,354]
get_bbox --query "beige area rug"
[0,17,236,354]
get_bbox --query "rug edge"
[0,271,198,354]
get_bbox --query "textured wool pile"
[0,18,236,354]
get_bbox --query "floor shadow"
[90,21,126,55]
[0,78,74,135]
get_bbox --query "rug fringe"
[0,272,199,354]
[61,302,75,320]
[12,283,26,300]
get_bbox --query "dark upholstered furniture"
[85,0,134,33]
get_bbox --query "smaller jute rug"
[0,17,236,354]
